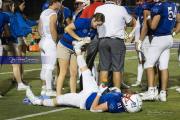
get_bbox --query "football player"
[38,0,61,96]
[132,0,157,89]
[139,0,178,101]
[26,40,142,113]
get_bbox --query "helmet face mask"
[122,94,143,113]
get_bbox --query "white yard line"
[6,108,71,120]
[0,68,41,75]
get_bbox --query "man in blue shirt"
[26,40,142,113]
[139,0,178,101]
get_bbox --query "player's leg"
[56,43,70,95]
[142,37,164,100]
[111,38,126,89]
[158,48,170,101]
[10,43,28,90]
[98,38,111,85]
[73,41,99,92]
[69,54,78,93]
[132,52,144,86]
[40,40,57,96]
[142,36,172,100]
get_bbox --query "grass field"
[0,49,180,120]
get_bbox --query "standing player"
[139,0,177,101]
[38,0,61,96]
[26,40,142,113]
[173,10,180,93]
[131,0,145,87]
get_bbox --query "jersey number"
[168,7,176,21]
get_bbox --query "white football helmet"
[122,94,143,113]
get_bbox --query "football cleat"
[158,90,167,102]
[17,83,29,91]
[26,87,42,105]
[140,89,156,101]
[176,87,180,93]
[131,81,141,87]
[45,89,56,97]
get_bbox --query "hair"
[2,0,13,12]
[13,0,25,12]
[92,13,105,23]
[49,0,61,6]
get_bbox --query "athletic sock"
[43,99,55,107]
[45,69,53,90]
[77,55,87,68]
[137,63,144,82]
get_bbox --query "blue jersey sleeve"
[151,3,163,16]
[64,7,72,20]
[108,99,125,113]
[25,19,37,27]
[74,18,91,30]
[142,2,151,11]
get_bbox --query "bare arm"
[64,23,81,41]
[174,13,180,34]
[147,14,161,30]
[50,14,58,42]
[139,10,150,41]
[90,95,108,112]
[65,17,72,25]
[129,17,137,29]
[38,19,43,36]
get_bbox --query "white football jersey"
[40,8,57,39]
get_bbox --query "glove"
[109,87,121,93]
[124,31,129,41]
[97,84,109,96]
[80,37,91,43]
[135,40,142,52]
[172,32,176,37]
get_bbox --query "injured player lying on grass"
[25,40,143,113]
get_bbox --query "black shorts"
[99,37,126,72]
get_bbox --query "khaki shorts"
[57,43,76,61]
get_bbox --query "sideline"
[6,108,71,120]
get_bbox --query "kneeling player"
[26,41,142,113]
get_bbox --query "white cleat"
[17,83,29,91]
[159,90,167,102]
[154,88,159,101]
[140,90,156,101]
[176,87,180,93]
[45,90,56,97]
[131,81,141,87]
[0,95,2,98]
[26,88,42,105]
[41,86,46,96]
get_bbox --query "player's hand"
[172,32,176,37]
[80,37,91,43]
[97,84,108,96]
[135,40,142,52]
[109,87,121,93]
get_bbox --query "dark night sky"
[24,0,75,19]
